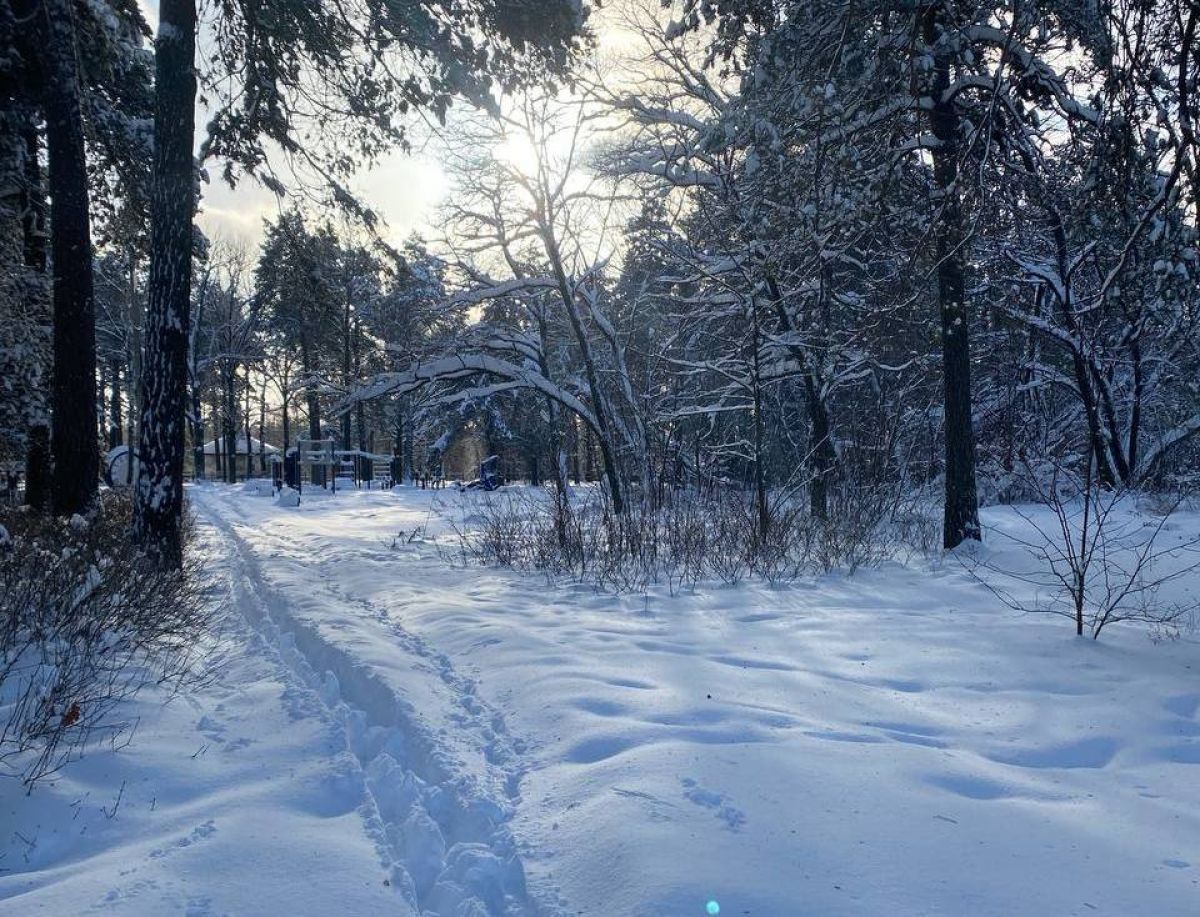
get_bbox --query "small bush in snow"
[0,491,209,786]
[965,459,1200,638]
[445,483,932,592]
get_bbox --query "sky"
[197,149,449,252]
[132,1,644,256]
[135,0,451,251]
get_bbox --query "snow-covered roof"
[202,435,281,455]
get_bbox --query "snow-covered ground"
[0,517,406,915]
[4,482,1199,915]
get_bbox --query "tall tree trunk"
[281,383,291,453]
[341,301,352,451]
[124,253,140,486]
[570,418,581,485]
[134,0,197,566]
[925,5,980,549]
[0,106,28,474]
[212,399,222,475]
[108,360,123,447]
[258,379,266,474]
[353,318,366,453]
[1041,206,1118,488]
[222,369,237,483]
[190,382,205,479]
[543,237,625,514]
[188,275,206,479]
[534,307,572,537]
[585,427,595,483]
[300,334,323,484]
[97,361,107,448]
[749,298,770,540]
[764,275,836,520]
[803,372,835,520]
[41,0,98,516]
[243,367,252,480]
[125,271,139,481]
[19,118,50,512]
[401,400,413,482]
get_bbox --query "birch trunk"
[134,0,197,566]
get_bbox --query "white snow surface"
[3,483,1199,916]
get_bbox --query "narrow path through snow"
[200,486,544,916]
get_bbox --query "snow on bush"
[0,492,209,785]
[446,484,937,593]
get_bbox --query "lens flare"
[706,901,720,915]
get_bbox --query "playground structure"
[457,454,502,492]
[279,437,401,501]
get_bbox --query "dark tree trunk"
[804,373,836,521]
[1127,337,1142,478]
[764,275,836,521]
[124,250,141,486]
[281,386,291,453]
[570,418,581,485]
[749,299,770,540]
[258,380,267,474]
[24,425,50,509]
[98,361,108,446]
[341,302,352,451]
[108,360,123,448]
[134,0,197,566]
[189,279,206,479]
[1042,207,1117,488]
[353,318,366,453]
[19,119,51,513]
[399,396,413,482]
[222,369,237,483]
[300,335,324,484]
[211,400,222,475]
[190,384,205,479]
[585,427,595,483]
[41,0,99,516]
[925,5,980,549]
[544,236,625,514]
[307,387,321,439]
[301,335,321,440]
[243,369,252,480]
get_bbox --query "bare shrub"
[445,478,929,593]
[964,457,1200,638]
[0,491,209,786]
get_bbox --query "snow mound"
[241,479,276,497]
[274,487,301,507]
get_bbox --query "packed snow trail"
[188,483,1200,916]
[198,487,543,916]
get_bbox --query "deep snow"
[3,482,1199,916]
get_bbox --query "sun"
[493,129,544,178]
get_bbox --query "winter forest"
[3,1,1200,915]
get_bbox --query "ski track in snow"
[201,488,544,916]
